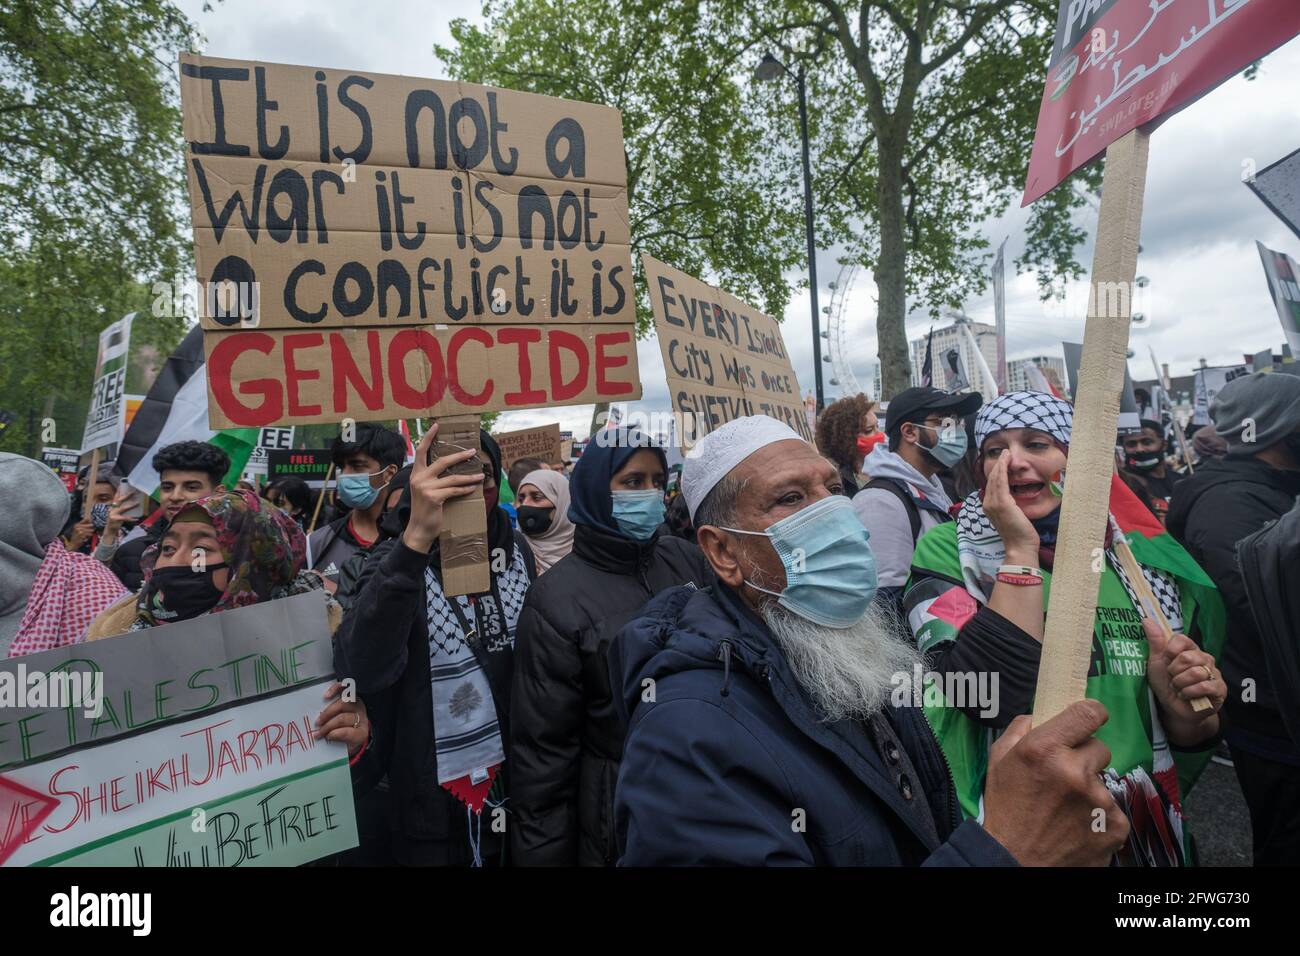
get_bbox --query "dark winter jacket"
[509,525,712,865]
[508,426,713,866]
[609,581,1019,866]
[1167,456,1300,763]
[333,432,537,865]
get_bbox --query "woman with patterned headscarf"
[86,491,371,764]
[903,391,1228,864]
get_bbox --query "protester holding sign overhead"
[904,392,1226,860]
[335,425,535,866]
[509,428,711,865]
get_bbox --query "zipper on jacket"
[918,706,962,833]
[717,641,733,697]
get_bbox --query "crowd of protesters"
[2,368,1297,867]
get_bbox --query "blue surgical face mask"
[337,469,389,510]
[723,495,877,628]
[916,422,968,468]
[610,489,665,541]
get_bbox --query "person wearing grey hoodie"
[853,387,982,614]
[0,453,73,656]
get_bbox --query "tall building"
[909,320,999,390]
[1008,356,1068,395]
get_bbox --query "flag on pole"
[958,321,999,398]
[113,326,258,495]
[993,238,1008,395]
[920,326,935,387]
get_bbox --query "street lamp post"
[757,53,825,412]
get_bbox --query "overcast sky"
[179,0,1300,437]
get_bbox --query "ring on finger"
[352,712,361,729]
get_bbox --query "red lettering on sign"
[447,327,493,407]
[595,331,634,395]
[283,333,323,417]
[387,329,445,408]
[499,327,546,406]
[332,330,385,413]
[548,330,589,402]
[208,332,282,426]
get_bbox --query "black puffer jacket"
[1167,456,1300,761]
[509,524,712,865]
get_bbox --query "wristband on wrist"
[996,564,1044,587]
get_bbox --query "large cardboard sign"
[494,423,562,471]
[2,682,355,867]
[643,255,813,444]
[80,313,135,453]
[1023,1,1300,205]
[0,594,353,866]
[0,591,334,770]
[179,55,640,428]
[1256,241,1300,360]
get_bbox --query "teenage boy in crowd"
[109,441,230,591]
[308,423,405,590]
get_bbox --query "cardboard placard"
[0,591,334,770]
[494,422,562,471]
[643,254,813,445]
[2,682,356,867]
[202,322,637,429]
[179,54,640,428]
[433,416,490,596]
[80,313,134,453]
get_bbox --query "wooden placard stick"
[81,450,102,522]
[82,447,102,521]
[1111,534,1212,713]
[433,415,490,597]
[1032,128,1151,726]
[307,462,334,534]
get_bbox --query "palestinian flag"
[112,326,258,495]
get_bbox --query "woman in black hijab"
[334,425,536,866]
[508,426,711,866]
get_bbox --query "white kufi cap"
[681,415,806,520]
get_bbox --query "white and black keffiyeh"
[425,544,531,803]
[974,390,1073,450]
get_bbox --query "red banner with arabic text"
[1023,0,1300,205]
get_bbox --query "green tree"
[741,0,1099,398]
[0,0,196,453]
[436,0,808,333]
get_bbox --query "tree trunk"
[874,133,912,400]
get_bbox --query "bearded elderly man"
[609,416,1129,866]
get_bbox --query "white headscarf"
[518,469,574,574]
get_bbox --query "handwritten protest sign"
[2,682,355,867]
[179,55,640,428]
[80,313,135,453]
[244,426,295,478]
[494,423,561,471]
[1023,0,1300,205]
[643,254,812,445]
[0,591,334,770]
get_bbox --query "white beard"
[761,600,921,722]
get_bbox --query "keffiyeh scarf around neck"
[423,541,531,814]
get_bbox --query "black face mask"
[142,563,227,623]
[516,505,555,537]
[1126,450,1162,471]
